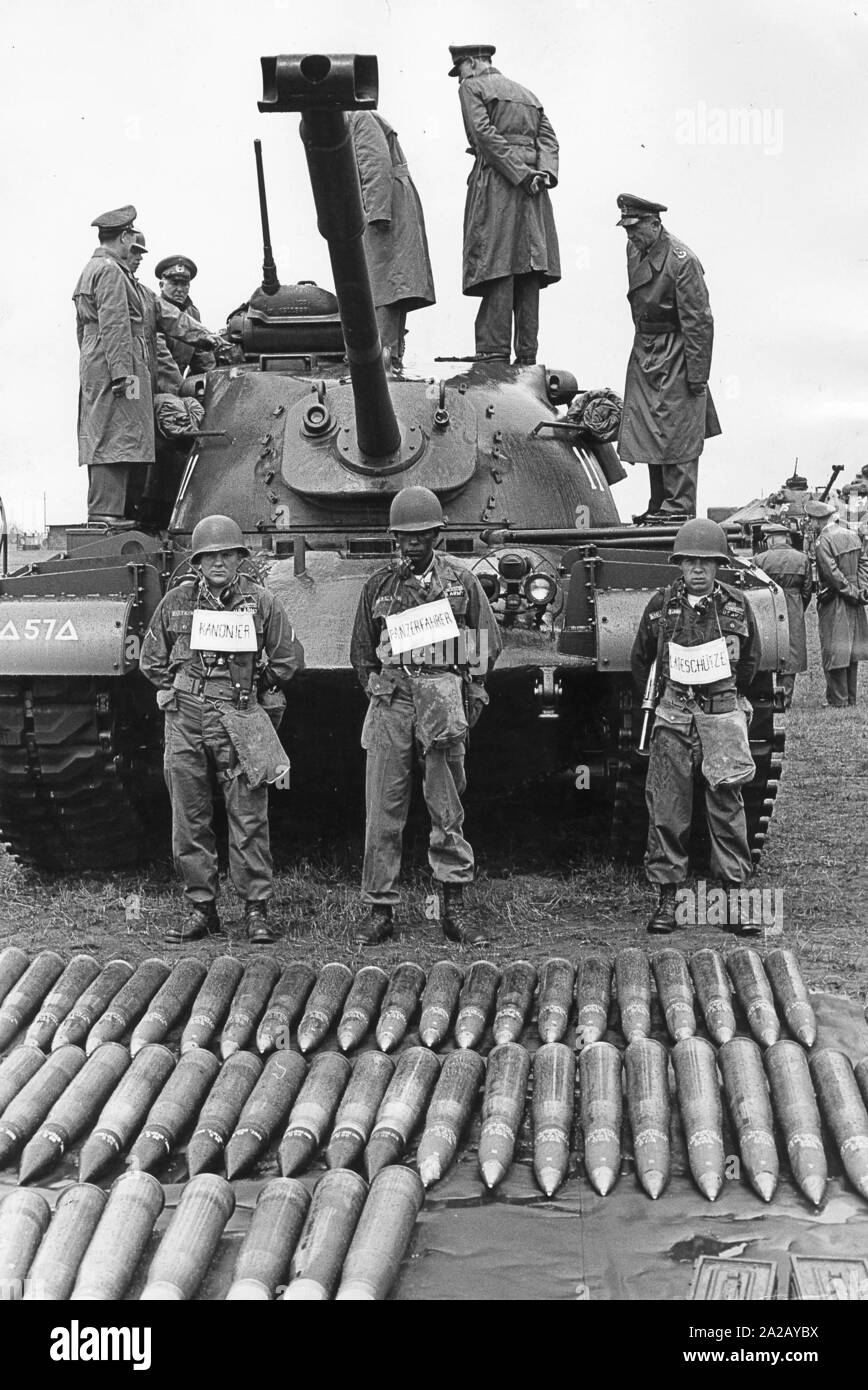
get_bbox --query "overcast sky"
[2,0,867,528]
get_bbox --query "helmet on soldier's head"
[669,517,730,564]
[388,486,445,533]
[190,515,251,563]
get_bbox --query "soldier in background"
[806,498,868,707]
[448,43,560,365]
[753,523,812,709]
[130,232,183,394]
[155,255,217,375]
[347,110,435,373]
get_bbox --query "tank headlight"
[498,552,530,581]
[524,573,557,607]
[478,572,500,599]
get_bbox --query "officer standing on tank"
[615,195,721,523]
[448,44,560,365]
[140,516,304,943]
[752,522,812,709]
[806,498,868,706]
[631,518,760,934]
[155,256,217,375]
[350,486,502,946]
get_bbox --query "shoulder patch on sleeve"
[673,247,687,259]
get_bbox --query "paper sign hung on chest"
[189,610,258,652]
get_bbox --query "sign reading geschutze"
[385,599,460,657]
[190,609,258,652]
[667,637,732,686]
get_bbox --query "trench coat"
[457,68,560,295]
[157,294,217,375]
[814,522,868,671]
[753,544,812,673]
[348,111,435,312]
[617,229,722,466]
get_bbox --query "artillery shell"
[532,1042,575,1197]
[689,949,737,1045]
[130,957,207,1056]
[672,1036,725,1201]
[24,954,101,1052]
[256,962,317,1055]
[857,1056,868,1112]
[764,948,817,1048]
[417,1049,485,1187]
[364,1046,441,1179]
[615,948,651,1043]
[278,1052,351,1176]
[579,1041,623,1196]
[226,1177,311,1300]
[23,1183,107,1300]
[180,955,245,1054]
[225,1050,306,1179]
[70,1169,164,1300]
[0,1045,45,1114]
[128,1047,221,1172]
[284,1168,368,1301]
[187,1051,263,1176]
[809,1048,868,1200]
[625,1038,671,1199]
[337,965,388,1052]
[0,950,64,1050]
[478,1042,531,1190]
[719,1037,779,1202]
[376,961,426,1053]
[52,959,135,1051]
[0,1188,50,1298]
[492,960,537,1045]
[325,1051,395,1171]
[537,957,575,1044]
[418,960,463,1049]
[296,962,353,1054]
[19,1042,130,1183]
[140,1173,234,1300]
[336,1166,424,1300]
[0,946,29,1008]
[726,948,780,1048]
[86,957,171,1054]
[575,956,612,1046]
[78,1043,175,1183]
[220,955,281,1059]
[0,1044,85,1168]
[454,959,500,1050]
[765,1041,827,1206]
[651,948,696,1042]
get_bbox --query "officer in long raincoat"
[347,111,435,372]
[155,255,217,375]
[448,44,560,365]
[616,195,721,523]
[806,499,868,706]
[752,523,812,708]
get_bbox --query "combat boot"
[723,883,760,936]
[441,884,488,947]
[646,884,678,934]
[165,903,222,944]
[355,905,394,946]
[244,902,278,945]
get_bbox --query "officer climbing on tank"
[140,515,304,943]
[630,518,760,934]
[350,486,502,946]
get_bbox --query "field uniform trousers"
[825,661,859,707]
[87,462,144,520]
[645,459,698,518]
[361,681,474,905]
[164,691,272,907]
[376,304,407,368]
[475,273,540,363]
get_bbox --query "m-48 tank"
[0,53,788,871]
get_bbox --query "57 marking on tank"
[0,617,79,641]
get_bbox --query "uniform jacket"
[348,112,435,313]
[158,294,217,375]
[753,543,811,673]
[135,281,182,394]
[139,573,304,702]
[457,68,560,294]
[631,579,759,699]
[350,553,502,693]
[814,522,868,670]
[617,228,722,466]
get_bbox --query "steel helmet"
[388,486,444,533]
[190,515,251,563]
[669,517,730,564]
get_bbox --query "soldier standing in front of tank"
[347,111,435,374]
[140,516,305,944]
[350,486,502,947]
[631,519,760,934]
[155,256,217,375]
[448,44,560,365]
[805,499,868,707]
[752,523,812,709]
[616,195,721,523]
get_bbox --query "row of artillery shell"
[0,1165,423,1302]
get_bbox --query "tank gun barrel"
[253,139,280,295]
[259,53,401,462]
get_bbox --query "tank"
[0,52,788,871]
